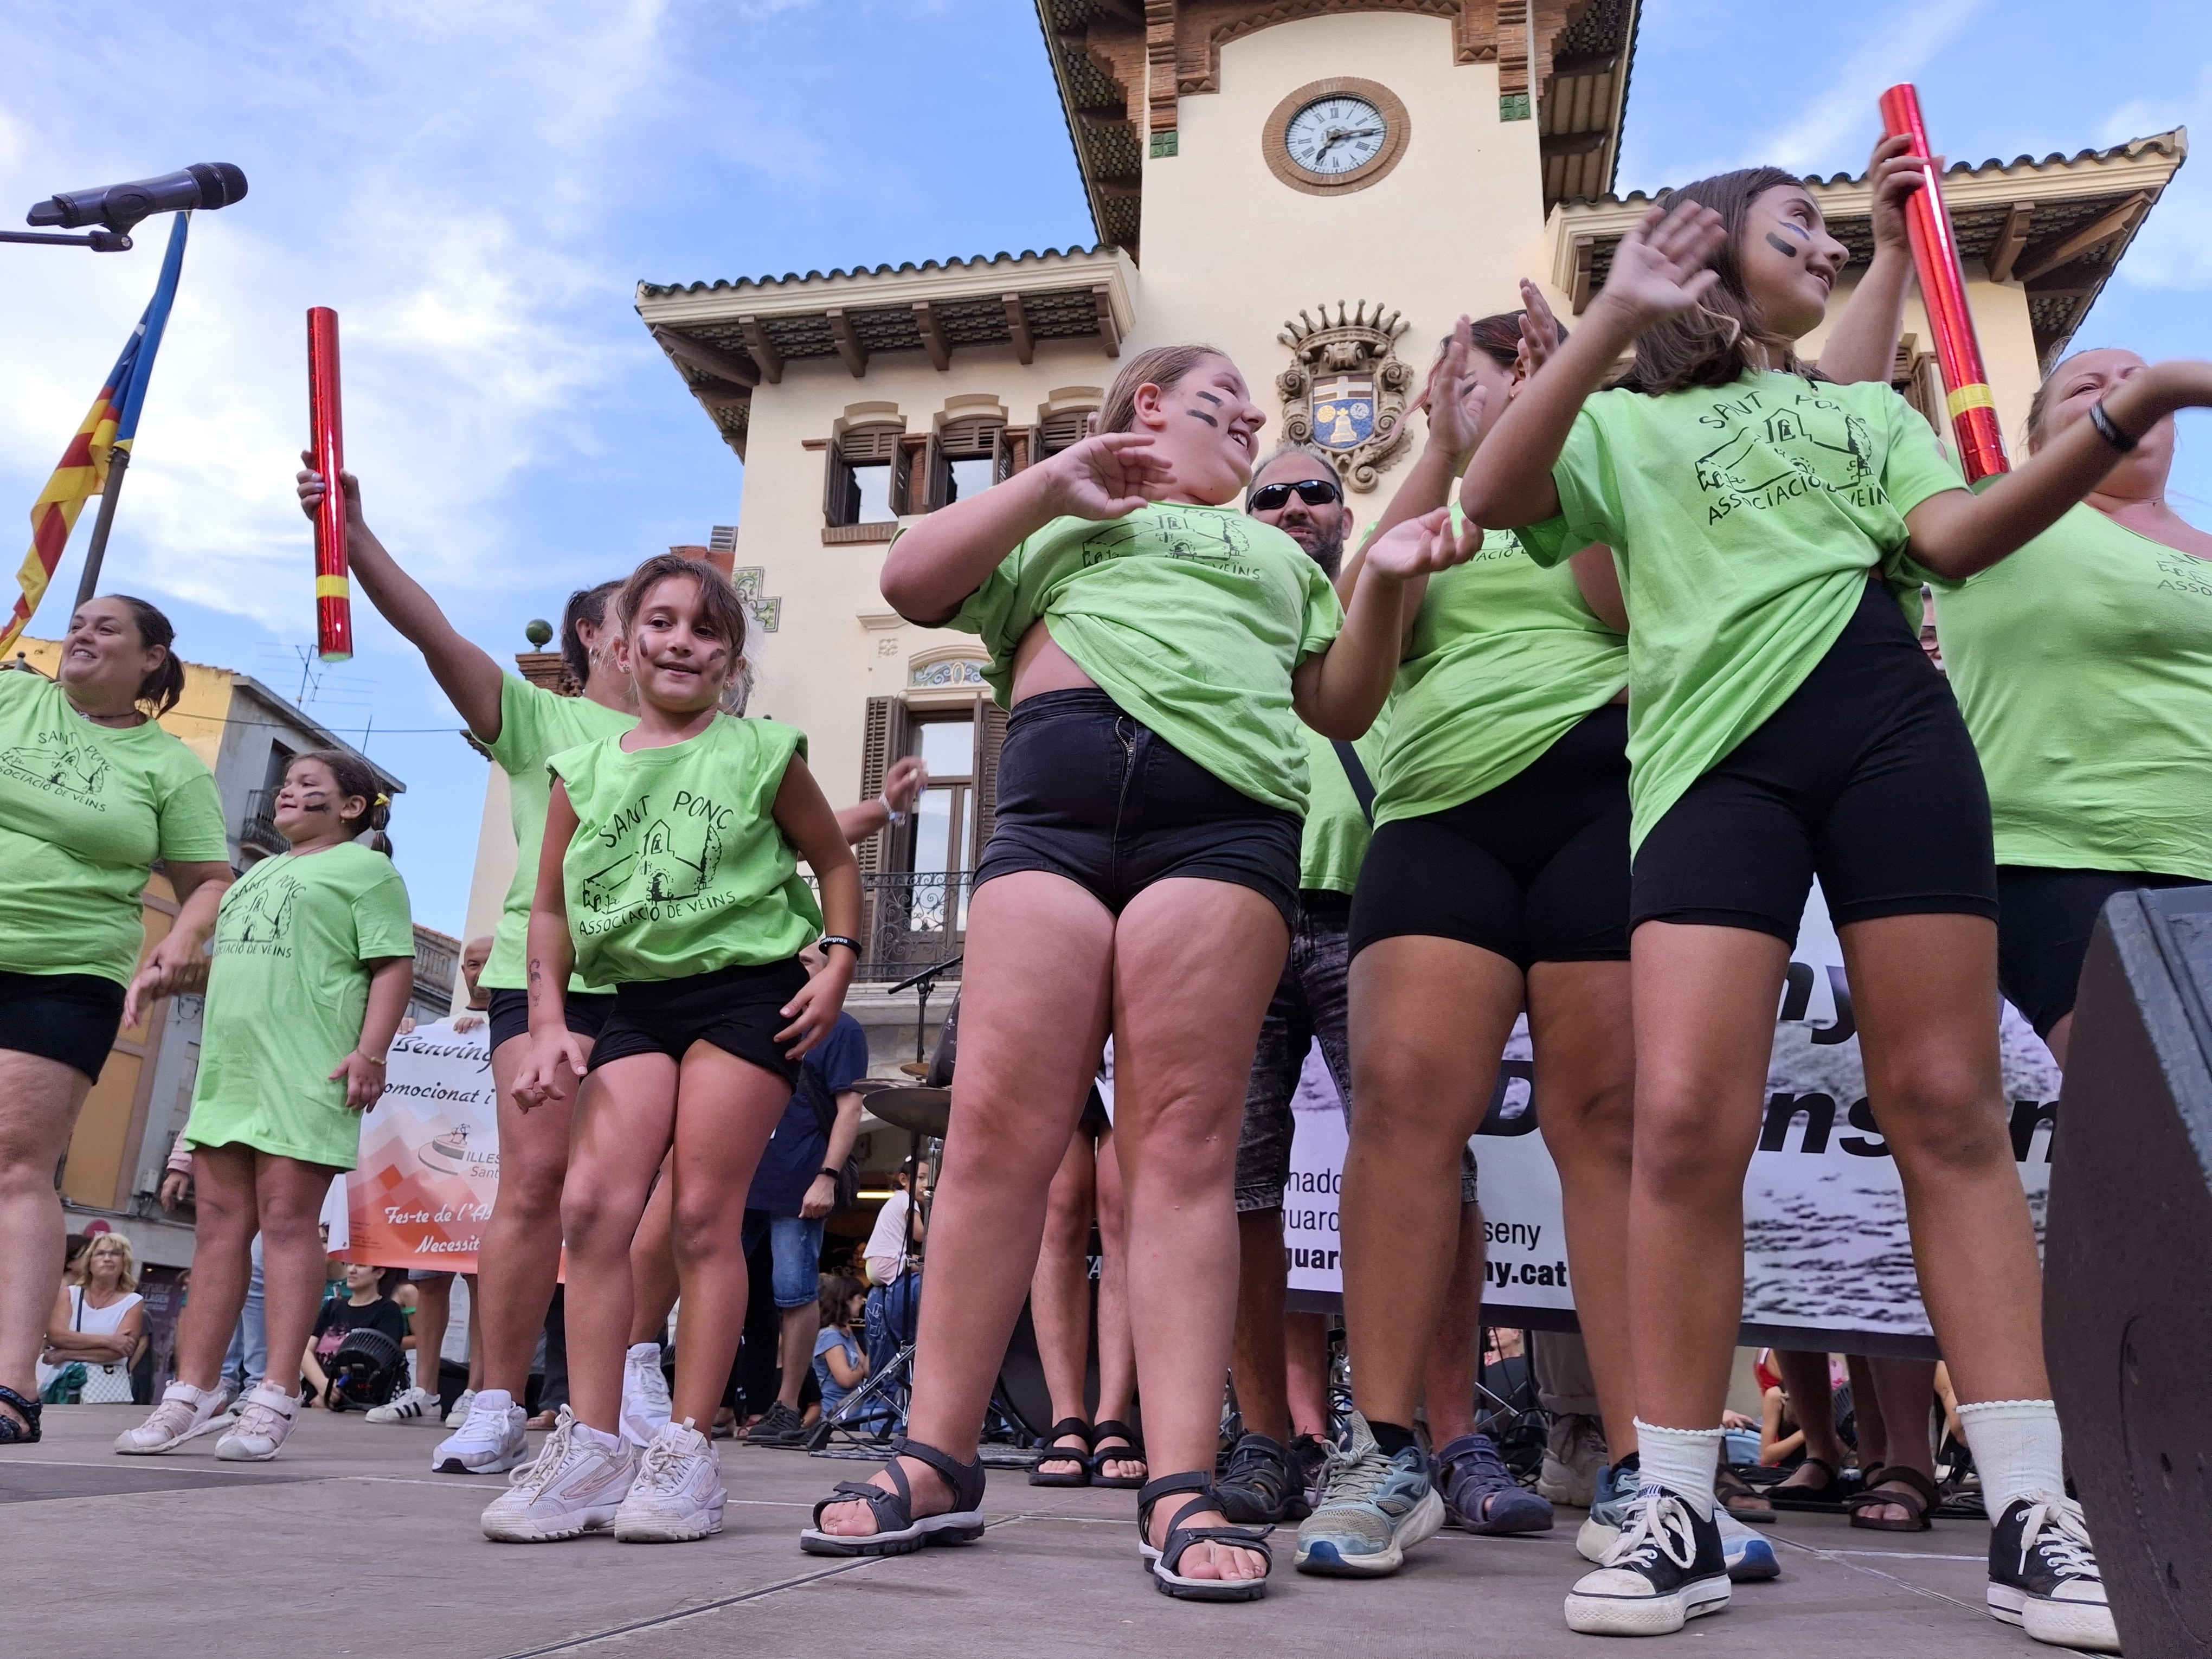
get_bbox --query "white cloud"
[1753,0,1994,174]
[2097,69,2212,291]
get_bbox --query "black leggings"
[1349,705,1631,970]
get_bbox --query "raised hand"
[1033,432,1174,522]
[1866,131,1933,255]
[1516,279,1567,380]
[297,450,366,532]
[1362,504,1482,582]
[1596,201,1727,329]
[1416,317,1491,462]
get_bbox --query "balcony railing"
[856,872,970,982]
[240,789,287,859]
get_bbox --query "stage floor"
[7,1405,2092,1657]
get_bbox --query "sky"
[2,0,2208,935]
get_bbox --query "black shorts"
[0,969,125,1082]
[1631,578,1998,943]
[974,688,1303,931]
[587,958,809,1086]
[486,986,618,1053]
[1997,865,2208,1039]
[1349,705,1632,970]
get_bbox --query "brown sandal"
[1844,1465,1937,1532]
[1716,1463,1775,1523]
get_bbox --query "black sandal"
[1767,1455,1853,1512]
[1716,1462,1776,1523]
[1029,1417,1093,1488]
[0,1384,40,1445]
[1137,1472,1272,1602]
[799,1436,987,1557]
[1089,1418,1147,1489]
[1845,1465,1938,1533]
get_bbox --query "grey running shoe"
[1538,1410,1606,1508]
[1216,1432,1309,1523]
[1293,1412,1445,1577]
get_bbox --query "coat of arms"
[1276,300,1413,493]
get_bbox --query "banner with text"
[1284,886,2059,1345]
[335,1021,499,1272]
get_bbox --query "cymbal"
[860,1085,951,1139]
[899,1060,931,1077]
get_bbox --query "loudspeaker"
[2047,884,2212,1658]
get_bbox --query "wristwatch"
[818,1166,840,1181]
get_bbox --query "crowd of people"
[1,138,2207,1651]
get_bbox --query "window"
[926,417,1006,511]
[824,423,908,527]
[1036,408,1093,457]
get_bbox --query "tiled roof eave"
[636,244,1127,305]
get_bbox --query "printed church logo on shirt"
[214,867,299,957]
[576,790,735,932]
[1695,385,1878,525]
[0,719,111,808]
[1079,511,1263,578]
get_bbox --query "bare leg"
[1847,1353,1888,1469]
[1527,959,1638,1462]
[1422,1201,1486,1445]
[1031,1130,1097,1477]
[411,1272,453,1393]
[256,1153,344,1399]
[776,1302,819,1411]
[1232,1206,1291,1443]
[816,871,1112,1536]
[477,1036,587,1399]
[1773,1351,1848,1485]
[168,1144,259,1390]
[462,1276,483,1391]
[0,1051,91,1430]
[560,1059,678,1435]
[1091,1127,1143,1483]
[628,1159,679,1346]
[2043,1013,2073,1072]
[1856,1356,1942,1523]
[1284,1315,1330,1439]
[1341,936,1522,1428]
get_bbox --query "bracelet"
[818,1166,840,1181]
[819,935,861,957]
[2087,399,2138,453]
[362,1054,388,1067]
[876,794,904,826]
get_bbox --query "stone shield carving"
[1276,301,1413,493]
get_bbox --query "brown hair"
[289,748,392,853]
[1615,167,1821,396]
[616,554,749,660]
[102,595,187,716]
[818,1272,866,1330]
[561,580,622,686]
[1097,344,1229,434]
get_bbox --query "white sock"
[1633,1419,1724,1518]
[1956,1399,2066,1519]
[625,1342,661,1365]
[472,1387,511,1412]
[572,1420,620,1452]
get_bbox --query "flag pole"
[73,448,131,609]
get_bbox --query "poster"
[1284,885,2060,1348]
[333,1021,500,1271]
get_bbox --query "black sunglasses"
[1248,478,1342,511]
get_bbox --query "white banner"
[1285,885,2059,1343]
[333,1021,501,1271]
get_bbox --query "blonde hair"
[73,1232,139,1294]
[1098,344,1230,434]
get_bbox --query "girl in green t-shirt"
[0,594,233,1448]
[1935,348,2212,1065]
[118,749,415,1465]
[1459,165,2212,1647]
[484,554,861,1547]
[801,344,1476,1601]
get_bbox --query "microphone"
[28,164,248,233]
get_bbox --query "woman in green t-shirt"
[483,554,861,1546]
[1459,168,2212,1648]
[800,345,1475,1601]
[117,749,415,1464]
[1935,348,2212,1066]
[0,595,233,1448]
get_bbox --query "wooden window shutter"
[969,690,1007,861]
[1038,409,1092,456]
[993,425,1015,484]
[856,695,913,876]
[823,443,858,527]
[922,428,947,512]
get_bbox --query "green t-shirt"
[944,503,1344,816]
[1936,503,2212,881]
[0,668,229,984]
[1300,718,1388,895]
[548,716,823,986]
[184,842,415,1171]
[1521,373,1964,850]
[480,674,636,993]
[1375,528,1628,826]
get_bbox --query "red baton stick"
[307,306,353,661]
[1879,84,2010,481]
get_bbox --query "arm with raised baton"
[307,306,352,661]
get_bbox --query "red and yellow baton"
[307,306,352,661]
[1879,84,2010,481]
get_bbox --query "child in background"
[117,751,415,1463]
[812,1275,869,1420]
[484,553,861,1546]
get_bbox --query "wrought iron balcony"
[239,789,287,859]
[856,871,969,982]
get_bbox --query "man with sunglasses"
[1212,443,1382,1526]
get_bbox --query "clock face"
[1285,95,1387,177]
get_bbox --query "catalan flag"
[2,212,190,655]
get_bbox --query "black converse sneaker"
[1986,1493,2120,1652]
[1564,1484,1731,1636]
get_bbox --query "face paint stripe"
[1186,410,1219,427]
[1766,232,1801,259]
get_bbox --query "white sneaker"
[216,1383,300,1462]
[482,1408,639,1542]
[115,1381,231,1455]
[434,1388,526,1474]
[364,1386,442,1424]
[614,1418,725,1542]
[443,1387,478,1429]
[621,1343,672,1449]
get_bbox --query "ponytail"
[107,595,186,716]
[290,749,394,855]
